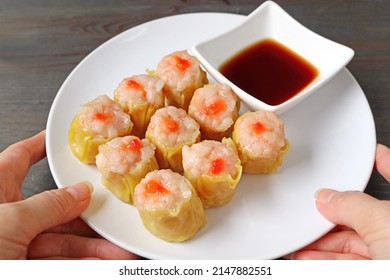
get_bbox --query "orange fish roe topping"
[126,79,145,93]
[124,138,142,152]
[145,179,169,195]
[94,112,113,122]
[162,116,179,132]
[210,157,224,175]
[252,121,265,135]
[204,99,226,116]
[174,56,191,71]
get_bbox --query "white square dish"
[192,1,355,114]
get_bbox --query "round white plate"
[46,13,376,259]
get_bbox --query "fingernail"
[65,181,93,201]
[315,188,337,204]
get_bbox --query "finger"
[293,230,370,259]
[331,225,354,232]
[0,130,46,202]
[375,144,390,182]
[0,130,46,165]
[316,189,390,258]
[45,218,101,238]
[4,182,93,242]
[286,250,369,260]
[28,233,139,260]
[316,189,386,233]
[31,257,100,260]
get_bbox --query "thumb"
[13,181,93,241]
[316,188,390,258]
[375,144,390,182]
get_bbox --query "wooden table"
[1,0,389,225]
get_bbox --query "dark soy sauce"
[219,39,319,106]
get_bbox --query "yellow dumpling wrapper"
[184,138,242,208]
[101,156,159,204]
[68,115,108,164]
[114,98,160,139]
[68,95,133,165]
[136,181,207,242]
[234,133,290,174]
[232,110,289,174]
[145,131,200,173]
[156,50,209,111]
[244,140,289,174]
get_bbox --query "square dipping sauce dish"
[192,0,355,114]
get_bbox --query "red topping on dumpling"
[94,112,113,122]
[204,99,226,116]
[145,180,169,195]
[162,116,179,132]
[126,79,145,94]
[124,138,142,152]
[210,157,224,175]
[174,56,191,71]
[252,122,265,135]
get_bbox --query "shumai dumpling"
[188,83,240,141]
[145,106,200,173]
[134,169,207,242]
[68,95,133,164]
[95,135,158,204]
[114,74,165,138]
[156,50,208,110]
[182,138,242,208]
[232,110,289,174]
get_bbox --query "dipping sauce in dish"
[219,38,319,106]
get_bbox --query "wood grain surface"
[0,0,389,200]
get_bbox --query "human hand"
[0,131,139,259]
[286,144,390,260]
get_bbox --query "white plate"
[46,13,376,259]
